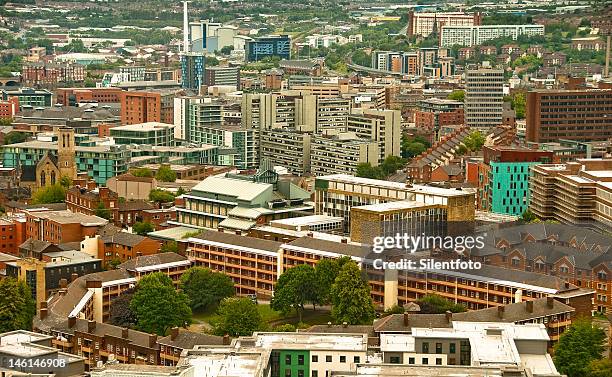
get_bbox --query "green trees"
[149,189,175,204]
[271,264,317,322]
[554,319,606,377]
[155,165,177,182]
[133,221,154,235]
[160,240,179,253]
[521,209,538,223]
[61,39,86,53]
[130,273,191,335]
[95,202,111,220]
[314,257,350,305]
[3,131,28,145]
[356,156,406,180]
[59,175,72,189]
[380,156,405,177]
[416,294,467,314]
[587,359,612,377]
[108,288,137,328]
[31,184,66,204]
[330,261,376,325]
[401,135,430,159]
[213,297,262,336]
[356,163,384,180]
[462,131,485,152]
[505,92,527,119]
[180,267,235,313]
[0,278,36,333]
[132,167,153,178]
[447,90,465,102]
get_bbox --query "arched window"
[50,171,56,185]
[40,172,46,186]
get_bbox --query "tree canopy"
[108,288,137,328]
[212,297,262,336]
[133,221,154,235]
[401,135,430,159]
[180,267,235,313]
[416,294,467,314]
[130,272,192,335]
[587,358,612,377]
[330,261,376,325]
[132,167,153,178]
[554,319,606,377]
[462,131,485,152]
[0,278,36,333]
[160,240,179,253]
[94,202,112,220]
[271,264,317,322]
[356,156,405,180]
[149,188,175,203]
[3,131,27,145]
[155,165,177,182]
[356,163,385,180]
[31,184,66,204]
[447,90,465,102]
[315,256,351,305]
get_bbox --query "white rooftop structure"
[254,332,368,351]
[380,322,559,376]
[111,122,175,132]
[190,176,272,203]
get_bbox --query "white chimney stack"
[183,1,190,53]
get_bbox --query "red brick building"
[526,88,612,143]
[21,63,85,87]
[25,210,108,244]
[0,96,19,119]
[141,207,177,230]
[0,218,23,255]
[120,91,176,125]
[66,180,119,222]
[56,88,124,106]
[97,232,161,266]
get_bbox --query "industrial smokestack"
[183,1,190,53]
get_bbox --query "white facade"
[440,24,545,47]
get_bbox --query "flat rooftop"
[317,174,472,197]
[185,351,265,377]
[26,210,108,226]
[353,200,436,212]
[254,332,367,351]
[111,122,174,131]
[270,215,343,227]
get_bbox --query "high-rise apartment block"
[310,131,379,176]
[526,88,612,143]
[241,93,350,132]
[181,52,206,91]
[465,66,504,129]
[407,11,482,37]
[260,128,312,175]
[347,109,401,164]
[440,24,545,47]
[203,66,240,87]
[530,159,612,227]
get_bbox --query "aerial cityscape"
[0,0,611,376]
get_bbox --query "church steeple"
[57,127,77,181]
